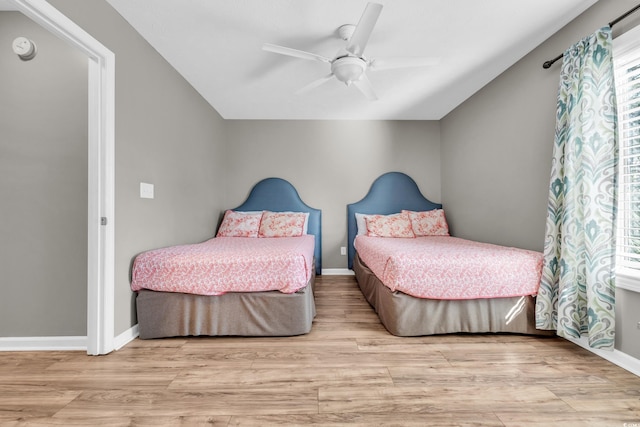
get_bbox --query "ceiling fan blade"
[369,57,441,71]
[352,73,378,101]
[296,74,335,95]
[346,2,383,57]
[263,43,331,63]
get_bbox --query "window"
[614,24,640,292]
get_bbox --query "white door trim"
[8,0,115,355]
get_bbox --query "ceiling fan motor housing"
[337,24,356,41]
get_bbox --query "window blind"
[614,27,640,273]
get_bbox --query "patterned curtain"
[535,27,618,350]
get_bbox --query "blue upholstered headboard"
[346,172,441,269]
[232,177,322,275]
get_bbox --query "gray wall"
[616,288,640,358]
[441,0,640,358]
[224,120,441,268]
[0,12,88,336]
[47,0,227,336]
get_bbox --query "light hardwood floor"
[1,275,640,426]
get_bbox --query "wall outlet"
[340,246,347,256]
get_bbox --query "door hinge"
[101,217,108,226]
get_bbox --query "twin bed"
[347,172,551,337]
[131,172,550,340]
[131,177,321,339]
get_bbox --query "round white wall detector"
[12,37,37,61]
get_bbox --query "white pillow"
[355,213,372,235]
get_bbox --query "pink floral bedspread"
[354,236,543,299]
[131,235,315,296]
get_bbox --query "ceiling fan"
[262,2,440,100]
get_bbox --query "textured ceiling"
[103,0,597,120]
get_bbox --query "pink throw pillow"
[216,210,263,237]
[403,209,450,236]
[258,211,307,237]
[365,212,415,238]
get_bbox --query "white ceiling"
[104,0,597,120]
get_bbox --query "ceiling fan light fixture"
[331,56,367,85]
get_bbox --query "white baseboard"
[321,268,354,275]
[113,324,139,350]
[568,336,640,377]
[0,336,87,351]
[0,325,139,353]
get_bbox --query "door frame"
[7,0,115,355]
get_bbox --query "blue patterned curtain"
[535,27,618,350]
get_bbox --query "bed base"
[354,253,553,337]
[136,273,315,339]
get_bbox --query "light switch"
[140,182,154,199]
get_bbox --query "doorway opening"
[5,0,115,355]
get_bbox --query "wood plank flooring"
[1,275,640,426]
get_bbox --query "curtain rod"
[542,3,640,69]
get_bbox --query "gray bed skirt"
[353,253,554,337]
[135,273,316,339]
